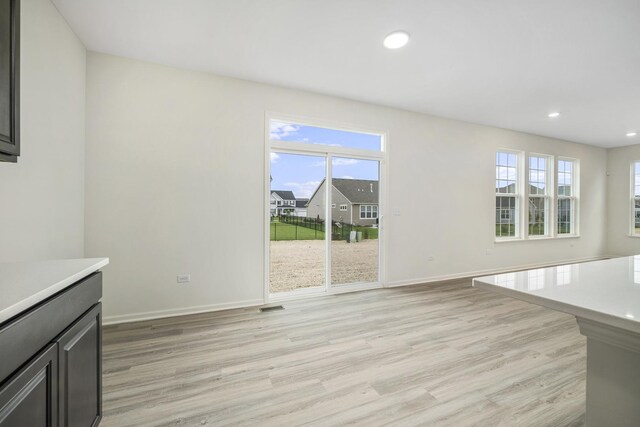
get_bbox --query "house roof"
[495,183,569,194]
[296,199,309,208]
[332,179,378,204]
[271,190,296,200]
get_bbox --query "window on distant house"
[496,151,520,238]
[528,155,550,237]
[360,205,378,219]
[340,204,348,211]
[332,203,336,208]
[557,158,578,235]
[631,162,640,236]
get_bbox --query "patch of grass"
[271,221,379,241]
[495,224,516,237]
[270,222,325,241]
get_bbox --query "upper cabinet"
[0,0,18,163]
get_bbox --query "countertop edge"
[0,258,109,325]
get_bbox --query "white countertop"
[0,258,109,324]
[473,256,640,334]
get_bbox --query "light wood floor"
[101,279,586,426]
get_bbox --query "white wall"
[606,144,640,256]
[0,0,86,261]
[85,52,608,323]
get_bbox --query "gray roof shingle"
[271,190,296,200]
[332,179,378,204]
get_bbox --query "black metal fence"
[273,215,378,241]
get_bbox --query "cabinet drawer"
[0,343,58,427]
[0,272,102,382]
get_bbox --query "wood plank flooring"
[101,279,586,426]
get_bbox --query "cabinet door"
[0,343,58,427]
[57,303,101,427]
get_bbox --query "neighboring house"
[495,184,572,224]
[270,191,308,217]
[271,190,296,216]
[307,179,379,226]
[295,198,309,217]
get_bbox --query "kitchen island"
[0,258,108,426]
[473,256,640,427]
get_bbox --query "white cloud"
[312,158,359,168]
[341,175,354,179]
[284,181,321,199]
[270,152,280,163]
[270,121,300,140]
[333,158,359,167]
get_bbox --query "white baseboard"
[103,255,610,326]
[385,255,609,288]
[102,299,264,325]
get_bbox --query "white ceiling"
[52,0,640,148]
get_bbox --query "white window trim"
[630,161,640,237]
[495,149,523,241]
[360,205,378,219]
[340,204,348,211]
[556,157,580,237]
[495,151,580,242]
[527,153,553,239]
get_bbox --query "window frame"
[556,157,579,237]
[494,151,580,242]
[527,153,553,238]
[630,161,640,237]
[360,205,378,219]
[339,204,348,211]
[495,150,523,241]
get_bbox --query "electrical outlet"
[177,274,191,284]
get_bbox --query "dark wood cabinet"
[57,304,102,427]
[0,273,102,426]
[0,344,58,427]
[0,0,19,162]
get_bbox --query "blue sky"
[270,122,380,199]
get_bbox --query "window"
[360,205,378,219]
[496,151,520,238]
[270,121,383,151]
[632,162,640,236]
[528,155,550,237]
[557,159,578,235]
[340,204,348,211]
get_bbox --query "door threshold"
[268,282,382,303]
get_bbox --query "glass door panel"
[330,158,380,286]
[269,152,326,294]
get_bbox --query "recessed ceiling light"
[627,132,637,137]
[383,31,410,49]
[547,112,561,118]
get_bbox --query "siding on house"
[307,179,379,226]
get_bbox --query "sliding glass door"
[330,158,380,286]
[267,118,385,299]
[269,153,326,294]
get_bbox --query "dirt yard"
[269,239,379,293]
